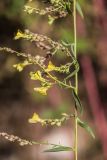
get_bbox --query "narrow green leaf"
[76,2,84,19]
[44,145,73,152]
[72,89,83,114]
[77,118,95,139]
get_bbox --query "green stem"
[74,113,78,160]
[73,0,78,160]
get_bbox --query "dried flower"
[0,132,32,146]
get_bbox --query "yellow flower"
[29,113,41,123]
[13,60,29,72]
[14,30,24,40]
[34,86,49,95]
[46,61,56,72]
[30,71,45,82]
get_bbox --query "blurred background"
[0,0,107,160]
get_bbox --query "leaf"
[77,118,95,139]
[44,145,73,152]
[72,89,83,114]
[76,2,84,19]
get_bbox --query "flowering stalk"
[0,0,95,157]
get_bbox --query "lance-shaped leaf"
[77,118,95,139]
[76,2,84,19]
[44,145,74,152]
[72,89,83,114]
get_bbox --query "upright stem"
[74,114,78,160]
[73,0,78,160]
[74,0,78,94]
